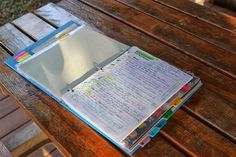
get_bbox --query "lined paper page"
[62,47,192,145]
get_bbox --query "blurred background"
[0,0,59,26]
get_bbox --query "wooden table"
[0,0,235,156]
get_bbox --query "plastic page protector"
[17,25,129,97]
[62,47,193,148]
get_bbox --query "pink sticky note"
[15,51,28,60]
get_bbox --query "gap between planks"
[153,0,236,33]
[117,0,236,56]
[76,0,236,80]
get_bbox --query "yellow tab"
[170,97,182,108]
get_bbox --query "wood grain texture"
[0,97,18,119]
[2,122,41,151]
[27,143,56,157]
[0,108,30,139]
[11,132,48,157]
[46,149,64,157]
[154,0,236,32]
[78,0,236,80]
[162,109,236,157]
[118,0,236,55]
[0,23,33,53]
[12,13,56,40]
[34,3,85,27]
[59,0,236,141]
[0,141,12,157]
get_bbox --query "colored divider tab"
[162,109,174,120]
[140,137,151,147]
[183,85,191,91]
[15,51,27,59]
[149,126,160,138]
[170,97,182,108]
[157,118,167,128]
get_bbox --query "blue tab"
[157,118,167,129]
[149,126,160,138]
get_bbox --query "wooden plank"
[0,83,8,100]
[0,97,18,119]
[0,23,33,53]
[58,0,236,151]
[77,0,236,80]
[0,141,12,157]
[0,108,30,139]
[205,2,236,18]
[154,0,236,32]
[11,132,48,157]
[27,143,56,157]
[135,135,185,157]
[0,47,10,100]
[34,3,85,28]
[2,122,41,151]
[162,109,236,156]
[118,0,236,55]
[47,149,64,157]
[12,13,56,41]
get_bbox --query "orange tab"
[170,97,182,108]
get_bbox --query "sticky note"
[15,51,31,63]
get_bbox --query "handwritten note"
[62,47,192,145]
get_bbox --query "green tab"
[135,50,154,60]
[163,109,174,120]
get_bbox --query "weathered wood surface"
[0,141,12,157]
[76,0,236,80]
[12,13,56,41]
[34,3,85,28]
[11,132,49,157]
[27,143,56,157]
[0,109,30,139]
[119,0,236,55]
[0,0,235,156]
[154,0,236,32]
[0,23,33,53]
[2,123,41,151]
[0,97,18,119]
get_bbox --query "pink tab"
[183,85,191,91]
[140,137,151,147]
[15,51,28,60]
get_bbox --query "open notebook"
[5,21,202,155]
